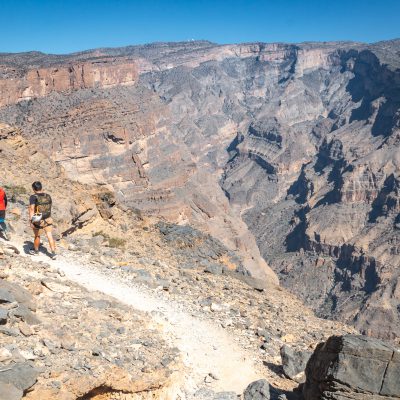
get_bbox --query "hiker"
[0,186,9,240]
[28,181,56,259]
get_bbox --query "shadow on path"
[23,240,52,257]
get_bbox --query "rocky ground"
[0,245,180,400]
[4,205,399,400]
[59,227,355,377]
[0,206,354,399]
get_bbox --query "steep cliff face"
[0,40,399,338]
[221,44,400,340]
[0,58,139,107]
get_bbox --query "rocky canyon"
[0,39,400,398]
[1,39,400,340]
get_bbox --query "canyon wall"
[0,58,139,107]
[0,39,399,338]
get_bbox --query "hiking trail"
[12,238,262,397]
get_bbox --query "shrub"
[4,184,27,199]
[92,230,126,248]
[107,237,126,248]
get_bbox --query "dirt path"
[13,241,262,397]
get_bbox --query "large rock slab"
[0,362,39,391]
[303,335,400,399]
[0,308,8,325]
[280,345,312,383]
[0,382,23,400]
[0,279,36,311]
[0,287,15,304]
[243,379,280,400]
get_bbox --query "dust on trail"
[13,239,262,397]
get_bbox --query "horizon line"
[2,37,400,57]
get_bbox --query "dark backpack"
[34,193,52,219]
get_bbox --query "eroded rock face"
[303,335,400,400]
[0,42,284,282]
[219,44,400,340]
[1,40,400,337]
[0,58,138,107]
[0,122,100,236]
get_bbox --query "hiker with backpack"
[0,186,9,241]
[28,181,56,259]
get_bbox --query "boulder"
[234,275,267,292]
[0,308,8,324]
[0,279,36,311]
[0,382,23,400]
[0,287,15,303]
[243,379,280,400]
[303,335,400,399]
[10,304,40,325]
[204,263,223,275]
[280,345,312,383]
[0,362,39,391]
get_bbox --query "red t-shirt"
[0,188,7,211]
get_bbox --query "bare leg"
[34,232,40,251]
[45,230,56,253]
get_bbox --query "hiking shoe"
[29,249,39,256]
[2,231,9,241]
[50,252,57,260]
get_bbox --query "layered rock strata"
[1,40,400,338]
[303,335,400,399]
[0,59,138,107]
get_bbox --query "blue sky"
[1,0,399,54]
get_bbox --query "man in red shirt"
[0,187,9,240]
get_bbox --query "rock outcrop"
[303,335,400,400]
[243,379,280,400]
[0,58,138,107]
[280,345,312,383]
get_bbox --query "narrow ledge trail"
[13,239,263,398]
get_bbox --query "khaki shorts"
[32,217,53,235]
